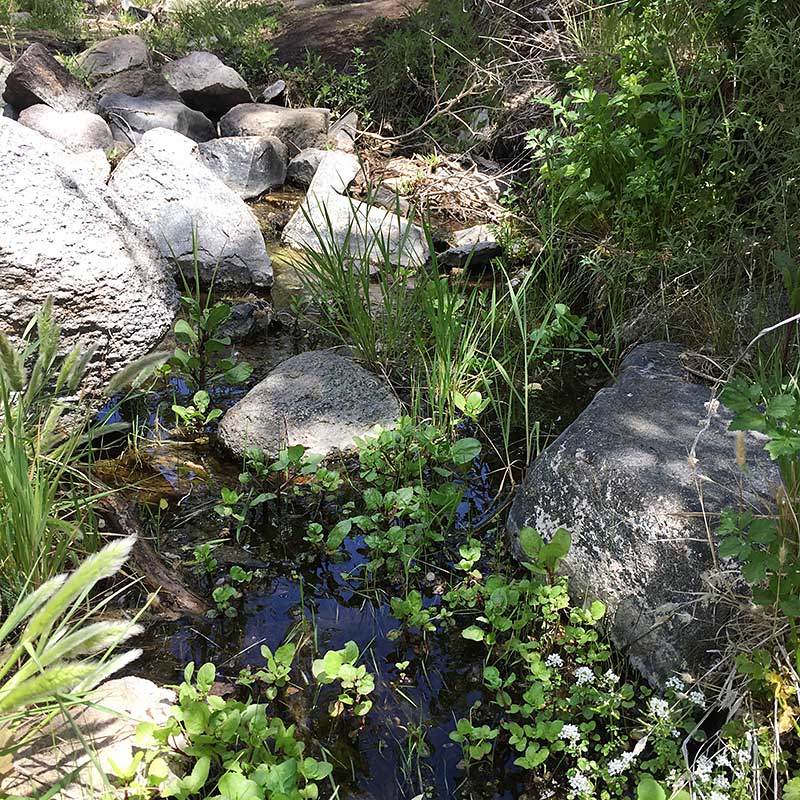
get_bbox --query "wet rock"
[94,67,181,101]
[109,127,272,290]
[218,350,400,460]
[163,51,251,118]
[329,110,358,152]
[438,224,502,270]
[0,118,176,397]
[98,91,215,145]
[3,43,97,113]
[198,135,287,200]
[219,103,330,156]
[77,35,150,82]
[257,78,286,106]
[218,298,273,343]
[283,151,428,271]
[0,677,175,799]
[285,146,326,188]
[18,104,113,153]
[506,342,781,685]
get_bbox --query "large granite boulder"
[77,35,149,82]
[198,135,287,200]
[219,103,329,155]
[3,43,96,113]
[0,118,176,395]
[506,342,781,685]
[163,51,251,117]
[218,350,401,459]
[0,677,174,799]
[0,55,11,114]
[109,127,272,289]
[282,151,428,270]
[94,67,180,100]
[98,91,215,145]
[18,104,113,153]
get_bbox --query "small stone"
[285,147,326,188]
[256,79,286,106]
[9,10,32,25]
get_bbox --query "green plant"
[0,537,142,770]
[190,541,220,574]
[209,584,241,619]
[172,389,223,432]
[26,0,82,30]
[132,661,333,799]
[237,642,297,700]
[311,640,375,717]
[449,709,498,767]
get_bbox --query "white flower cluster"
[689,690,706,708]
[545,653,564,668]
[665,675,685,693]
[559,724,581,743]
[607,750,635,776]
[567,771,591,797]
[694,755,714,782]
[574,666,595,686]
[648,696,671,720]
[604,669,620,684]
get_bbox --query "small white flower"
[574,666,595,685]
[709,792,729,800]
[545,653,564,668]
[689,690,706,708]
[559,723,581,743]
[604,669,620,684]
[670,727,680,738]
[694,755,714,782]
[713,774,731,789]
[648,697,670,720]
[568,771,591,796]
[665,675,685,693]
[607,751,635,775]
[715,752,732,769]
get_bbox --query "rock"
[218,350,400,460]
[218,298,272,343]
[120,0,151,19]
[0,677,174,799]
[371,185,411,217]
[3,43,97,113]
[9,10,32,25]
[0,118,176,396]
[198,135,287,200]
[109,127,272,289]
[219,103,330,156]
[98,91,215,145]
[283,151,428,270]
[163,51,251,117]
[77,35,150,82]
[329,110,358,152]
[257,78,286,106]
[506,342,781,685]
[0,54,12,114]
[18,104,113,153]
[285,147,326,188]
[94,67,181,101]
[438,224,502,270]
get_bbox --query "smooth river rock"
[98,91,215,145]
[163,50,251,117]
[94,67,181,101]
[109,127,272,289]
[218,350,401,460]
[18,104,113,153]
[506,342,781,685]
[219,103,330,155]
[198,135,287,199]
[0,118,176,396]
[77,34,150,82]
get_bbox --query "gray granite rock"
[109,127,272,290]
[98,91,215,145]
[3,43,96,113]
[219,103,329,155]
[77,35,149,82]
[0,118,176,397]
[18,104,113,153]
[506,342,782,685]
[285,147,326,188]
[198,135,287,199]
[439,224,502,270]
[94,67,181,101]
[163,51,251,117]
[218,350,400,459]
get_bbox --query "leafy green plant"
[190,541,220,574]
[238,642,297,700]
[449,711,498,767]
[312,640,375,717]
[209,585,240,619]
[172,389,223,432]
[133,661,333,799]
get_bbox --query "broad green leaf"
[462,626,485,641]
[636,777,666,800]
[452,437,481,465]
